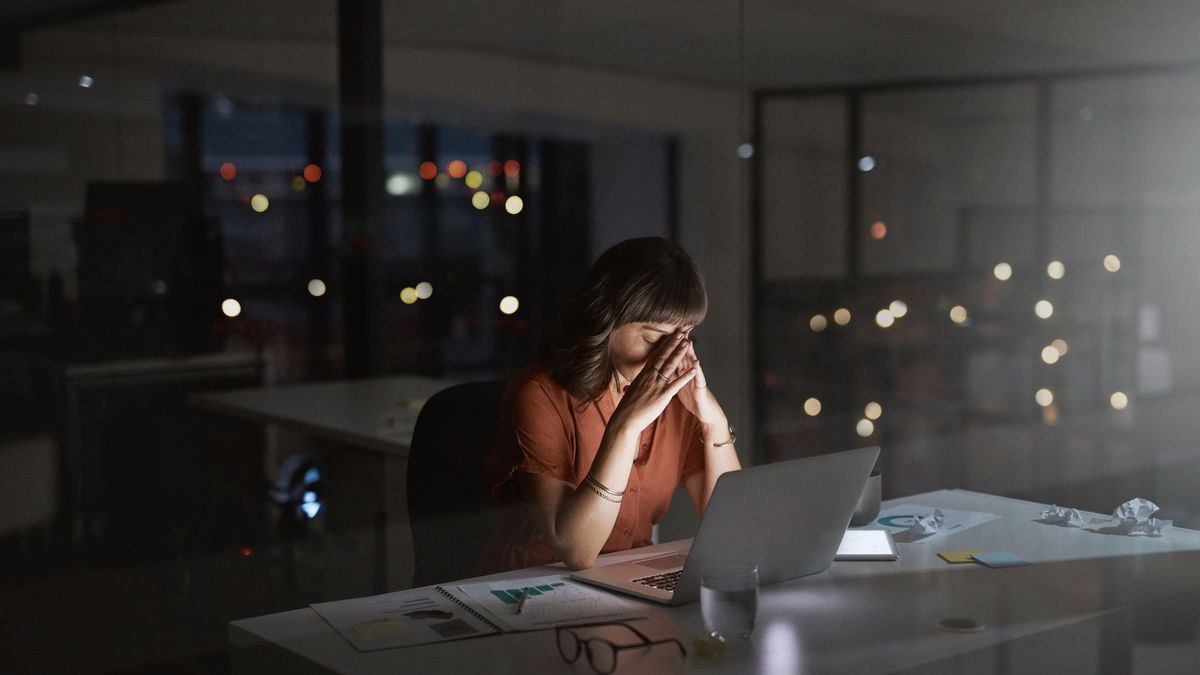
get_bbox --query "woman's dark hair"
[545,237,707,402]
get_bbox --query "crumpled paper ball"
[908,508,946,537]
[1040,504,1085,528]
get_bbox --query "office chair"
[406,380,509,588]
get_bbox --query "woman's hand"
[672,338,729,431]
[610,333,696,434]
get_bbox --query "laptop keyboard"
[633,569,681,593]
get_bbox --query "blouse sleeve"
[487,376,575,502]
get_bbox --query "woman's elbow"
[551,540,599,570]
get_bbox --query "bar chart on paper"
[455,575,644,630]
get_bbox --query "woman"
[477,237,741,573]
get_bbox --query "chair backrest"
[406,380,509,588]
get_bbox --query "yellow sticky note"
[938,548,983,564]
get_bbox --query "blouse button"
[640,443,649,451]
[630,487,638,494]
[624,529,633,536]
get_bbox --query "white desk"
[191,375,459,456]
[229,489,1200,674]
[193,375,460,591]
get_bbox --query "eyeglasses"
[556,622,686,674]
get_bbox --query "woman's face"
[609,321,693,378]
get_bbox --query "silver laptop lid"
[671,446,879,603]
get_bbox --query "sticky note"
[971,551,1032,568]
[938,548,983,564]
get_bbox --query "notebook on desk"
[570,446,880,605]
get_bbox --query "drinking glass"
[700,561,758,641]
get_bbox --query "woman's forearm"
[550,422,640,569]
[697,422,741,513]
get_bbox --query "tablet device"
[834,529,899,561]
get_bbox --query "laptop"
[570,446,879,605]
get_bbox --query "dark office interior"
[4,1,1200,673]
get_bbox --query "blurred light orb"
[1051,338,1069,356]
[487,160,503,177]
[386,173,417,196]
[833,308,851,325]
[1104,254,1121,272]
[219,162,237,181]
[1079,107,1095,121]
[471,191,490,210]
[1047,260,1065,279]
[949,305,969,324]
[858,155,876,172]
[415,282,433,299]
[505,195,524,215]
[1035,388,1054,407]
[400,287,418,305]
[221,298,241,318]
[870,221,887,240]
[875,309,895,328]
[79,75,94,88]
[250,194,269,213]
[809,314,828,332]
[1041,345,1060,364]
[290,176,306,192]
[434,174,451,189]
[499,295,520,315]
[447,160,467,179]
[465,170,484,189]
[303,164,322,183]
[1034,299,1054,319]
[803,398,822,416]
[214,96,234,115]
[865,402,882,420]
[856,419,875,437]
[25,92,39,106]
[889,300,908,318]
[736,143,755,159]
[307,279,326,297]
[503,160,521,177]
[418,161,438,180]
[1110,391,1129,410]
[993,262,1013,281]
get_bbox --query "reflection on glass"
[221,298,242,318]
[1041,346,1060,364]
[1035,388,1054,407]
[804,398,822,416]
[1111,392,1129,410]
[855,419,875,437]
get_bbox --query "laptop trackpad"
[636,553,687,570]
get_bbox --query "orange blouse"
[475,363,705,575]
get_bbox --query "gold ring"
[657,371,670,382]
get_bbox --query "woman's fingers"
[666,367,698,396]
[657,335,690,380]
